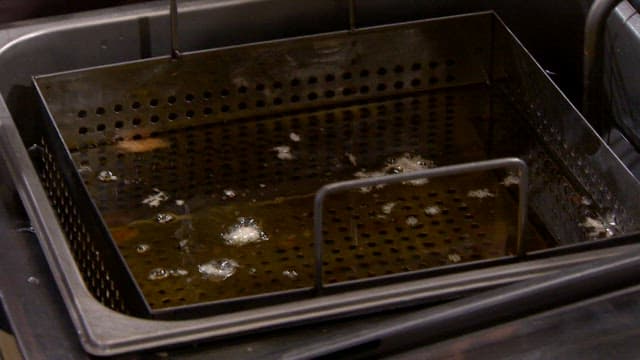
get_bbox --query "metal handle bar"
[313,157,529,292]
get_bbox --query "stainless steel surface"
[110,276,640,359]
[313,158,529,291]
[40,83,544,313]
[31,7,638,323]
[493,12,640,240]
[35,16,490,151]
[604,2,640,148]
[583,0,623,129]
[32,11,533,318]
[285,241,640,359]
[2,168,639,360]
[389,283,640,360]
[34,12,500,318]
[0,158,87,359]
[0,0,637,357]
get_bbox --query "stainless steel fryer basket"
[12,9,640,354]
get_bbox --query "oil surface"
[73,85,602,309]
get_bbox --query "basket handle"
[312,157,529,293]
[348,0,356,31]
[170,0,180,59]
[168,0,356,56]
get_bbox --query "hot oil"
[74,84,604,309]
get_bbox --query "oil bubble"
[198,259,239,281]
[97,170,118,182]
[155,213,175,224]
[222,218,269,246]
[136,244,151,253]
[282,270,299,279]
[148,268,169,280]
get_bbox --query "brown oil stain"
[111,226,139,245]
[117,138,169,153]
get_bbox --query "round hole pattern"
[67,59,458,148]
[66,84,550,310]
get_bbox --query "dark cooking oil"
[74,85,606,309]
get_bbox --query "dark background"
[0,0,149,23]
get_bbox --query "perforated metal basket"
[32,11,640,320]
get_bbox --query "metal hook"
[348,0,356,31]
[170,0,180,59]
